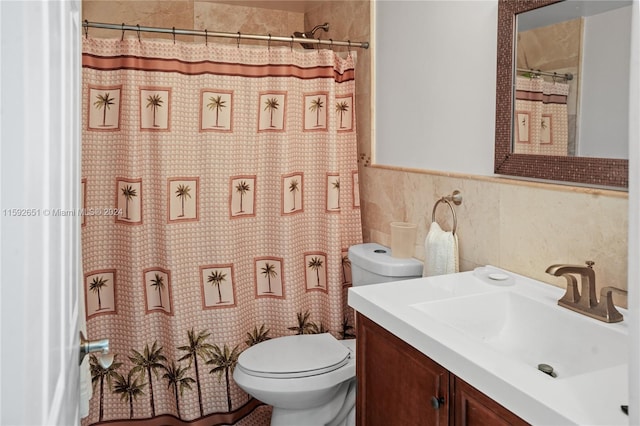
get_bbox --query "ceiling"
[205,0,329,13]
[518,0,633,31]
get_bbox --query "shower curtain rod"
[516,67,573,81]
[83,21,369,49]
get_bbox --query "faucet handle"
[598,286,627,323]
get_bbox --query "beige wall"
[82,1,305,43]
[82,0,628,307]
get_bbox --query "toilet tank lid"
[348,243,423,277]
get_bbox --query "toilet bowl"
[234,333,357,426]
[234,243,422,426]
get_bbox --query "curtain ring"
[552,72,558,84]
[316,36,321,53]
[237,32,241,48]
[136,24,141,43]
[329,38,333,50]
[205,29,208,46]
[347,40,352,57]
[172,27,176,44]
[83,20,89,39]
[268,33,271,51]
[290,35,294,52]
[120,23,125,41]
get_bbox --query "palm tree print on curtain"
[129,341,167,418]
[202,91,232,130]
[113,371,146,419]
[82,38,362,424]
[88,86,120,130]
[143,268,171,313]
[93,92,114,127]
[116,179,141,224]
[341,253,352,285]
[140,88,170,130]
[245,324,271,347]
[207,344,241,412]
[168,178,198,221]
[177,329,215,418]
[85,270,115,317]
[287,310,330,335]
[258,92,285,130]
[289,179,299,211]
[150,274,165,307]
[255,258,284,297]
[282,173,303,214]
[305,253,327,291]
[176,185,191,217]
[121,185,137,220]
[200,265,236,308]
[230,176,255,217]
[90,354,123,422]
[305,93,328,130]
[327,174,341,211]
[162,360,196,419]
[335,100,349,129]
[335,95,353,131]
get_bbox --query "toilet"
[233,243,423,426]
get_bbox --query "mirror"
[495,0,629,188]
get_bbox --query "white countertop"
[348,267,629,426]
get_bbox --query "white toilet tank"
[348,243,423,286]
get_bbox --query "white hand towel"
[423,221,459,277]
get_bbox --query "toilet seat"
[237,333,351,379]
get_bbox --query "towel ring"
[432,198,457,235]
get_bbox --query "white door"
[0,0,83,424]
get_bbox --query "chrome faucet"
[546,261,627,323]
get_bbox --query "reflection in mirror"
[495,0,628,188]
[513,0,631,158]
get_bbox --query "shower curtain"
[81,37,361,425]
[514,76,570,156]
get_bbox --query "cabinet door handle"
[431,396,445,409]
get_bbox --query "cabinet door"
[356,314,449,426]
[453,377,529,426]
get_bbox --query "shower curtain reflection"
[81,37,361,425]
[514,76,570,156]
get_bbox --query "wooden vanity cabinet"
[356,314,528,426]
[453,377,528,426]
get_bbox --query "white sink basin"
[350,267,629,425]
[411,290,627,379]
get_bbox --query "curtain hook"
[316,36,321,53]
[268,33,271,51]
[237,32,241,48]
[205,29,208,46]
[329,38,333,51]
[347,40,352,58]
[172,27,176,44]
[552,72,558,84]
[136,24,141,43]
[290,35,294,52]
[83,20,89,39]
[121,23,125,41]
